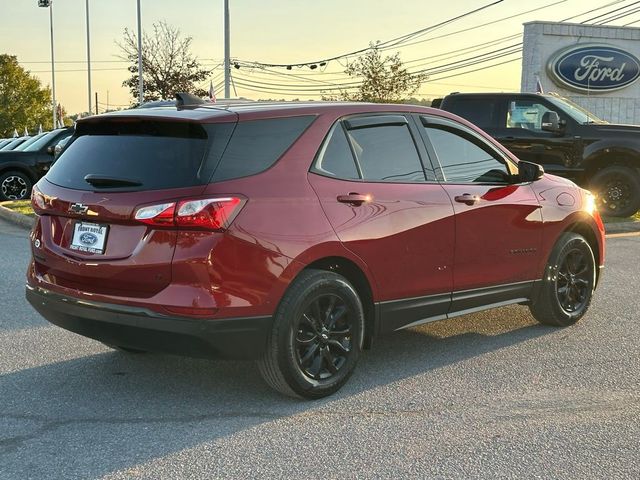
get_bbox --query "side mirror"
[46,146,55,155]
[518,160,544,183]
[541,111,561,132]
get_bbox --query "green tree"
[0,55,52,136]
[118,22,211,105]
[324,45,427,103]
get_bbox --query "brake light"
[31,185,46,210]
[133,196,245,231]
[176,197,242,230]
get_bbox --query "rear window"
[46,120,234,191]
[47,116,315,191]
[444,97,500,129]
[211,115,316,182]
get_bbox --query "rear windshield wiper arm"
[84,174,143,188]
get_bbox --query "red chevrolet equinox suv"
[26,96,605,399]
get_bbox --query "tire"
[0,171,33,201]
[529,232,596,327]
[590,165,640,217]
[258,269,365,399]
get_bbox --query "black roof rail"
[175,92,205,108]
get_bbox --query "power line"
[376,0,564,53]
[236,1,504,68]
[579,0,640,23]
[594,4,640,24]
[560,0,630,21]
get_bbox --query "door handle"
[454,194,480,206]
[502,136,517,141]
[337,193,371,206]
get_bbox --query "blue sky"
[1,0,637,113]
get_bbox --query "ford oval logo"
[547,44,640,93]
[79,232,98,246]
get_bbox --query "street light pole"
[136,0,143,104]
[224,0,230,99]
[85,0,92,115]
[49,3,56,127]
[37,0,58,128]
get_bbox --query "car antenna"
[175,92,205,108]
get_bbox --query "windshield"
[14,133,46,151]
[547,96,606,124]
[0,137,27,151]
[23,129,66,152]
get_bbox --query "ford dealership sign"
[547,44,640,93]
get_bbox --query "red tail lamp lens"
[134,197,245,231]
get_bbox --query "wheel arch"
[583,144,640,179]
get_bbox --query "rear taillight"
[134,196,245,231]
[134,203,175,225]
[31,185,46,211]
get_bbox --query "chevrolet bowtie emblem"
[69,203,89,214]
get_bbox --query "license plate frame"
[70,221,109,254]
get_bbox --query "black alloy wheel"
[591,165,640,217]
[529,232,596,327]
[600,176,632,213]
[258,269,364,399]
[555,247,592,314]
[294,293,354,381]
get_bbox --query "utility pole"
[95,92,98,115]
[224,0,230,99]
[86,0,92,115]
[38,1,56,129]
[136,0,144,104]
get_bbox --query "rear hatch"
[31,114,236,297]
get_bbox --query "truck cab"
[439,92,640,217]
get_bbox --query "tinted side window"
[313,124,359,179]
[212,115,315,182]
[445,98,499,129]
[424,125,511,183]
[346,125,425,182]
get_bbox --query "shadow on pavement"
[0,305,554,478]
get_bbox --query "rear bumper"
[26,284,272,360]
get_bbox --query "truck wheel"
[0,171,32,201]
[590,165,640,217]
[529,232,596,327]
[258,269,364,399]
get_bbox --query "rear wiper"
[84,174,142,188]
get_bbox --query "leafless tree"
[118,22,211,105]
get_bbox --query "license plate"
[70,222,108,254]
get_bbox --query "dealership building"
[521,21,640,124]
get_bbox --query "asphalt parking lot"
[0,218,638,479]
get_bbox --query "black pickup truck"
[0,127,72,201]
[438,92,640,217]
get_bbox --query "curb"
[604,221,640,235]
[0,205,35,230]
[1,203,639,235]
